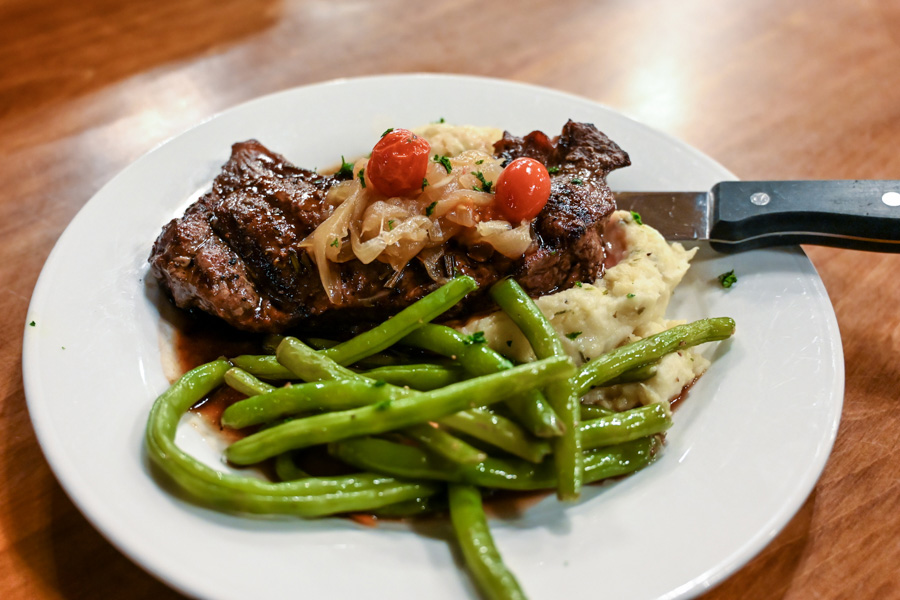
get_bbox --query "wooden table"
[2,0,898,597]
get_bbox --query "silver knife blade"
[614,191,712,241]
[613,181,900,253]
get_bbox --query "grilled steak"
[149,121,630,332]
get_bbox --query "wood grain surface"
[2,0,899,598]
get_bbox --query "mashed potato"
[458,210,707,412]
[413,123,503,156]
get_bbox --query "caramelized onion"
[302,142,534,294]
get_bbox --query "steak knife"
[614,180,900,252]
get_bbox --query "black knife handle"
[709,180,900,253]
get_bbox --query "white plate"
[23,75,843,600]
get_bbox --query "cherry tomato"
[367,129,431,197]
[494,157,552,221]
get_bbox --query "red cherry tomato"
[367,129,431,197]
[494,158,552,221]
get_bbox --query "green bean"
[360,364,464,390]
[601,362,658,386]
[580,404,614,420]
[330,436,657,490]
[221,379,405,428]
[256,337,506,466]
[490,277,583,500]
[321,276,478,365]
[580,403,672,449]
[403,424,488,465]
[226,355,574,465]
[145,360,439,516]
[582,437,661,483]
[449,484,527,600]
[277,337,365,382]
[574,317,735,396]
[330,436,451,482]
[274,452,308,481]
[307,338,411,368]
[304,337,338,349]
[224,367,275,397]
[371,495,445,518]
[439,408,551,463]
[230,355,296,380]
[402,324,563,438]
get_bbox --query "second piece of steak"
[149,121,630,332]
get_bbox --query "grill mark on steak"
[149,122,630,333]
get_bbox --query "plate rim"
[22,73,844,600]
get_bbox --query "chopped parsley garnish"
[433,117,446,124]
[574,282,583,288]
[422,178,429,190]
[434,154,453,173]
[566,331,583,340]
[548,166,560,174]
[374,399,391,411]
[426,201,438,216]
[475,159,484,165]
[571,177,584,185]
[463,331,487,345]
[387,220,395,231]
[29,320,35,327]
[357,168,366,188]
[630,210,644,225]
[472,171,493,193]
[627,293,635,298]
[718,269,738,288]
[330,238,340,248]
[337,155,354,178]
[373,379,387,387]
[381,128,394,137]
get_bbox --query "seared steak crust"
[149,122,630,332]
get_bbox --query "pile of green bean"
[145,275,735,599]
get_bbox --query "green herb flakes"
[426,201,438,216]
[357,168,366,188]
[718,270,738,288]
[381,128,394,137]
[566,331,583,340]
[337,156,354,178]
[434,154,453,174]
[630,210,643,225]
[463,331,487,345]
[472,171,493,193]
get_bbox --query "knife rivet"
[750,192,770,206]
[882,192,900,207]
